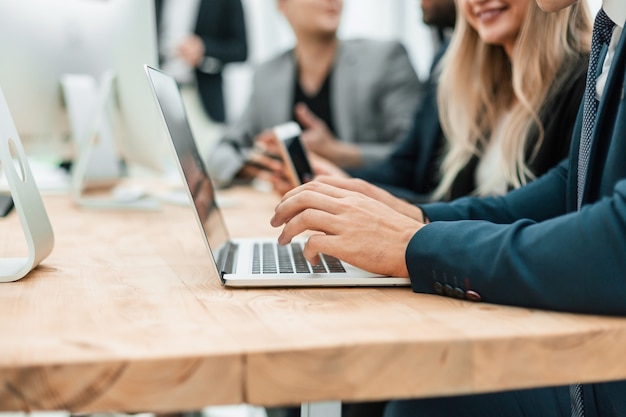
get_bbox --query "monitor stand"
[0,89,54,282]
[61,72,160,210]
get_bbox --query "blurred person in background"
[156,0,247,153]
[207,0,422,188]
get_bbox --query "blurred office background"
[0,0,602,172]
[222,0,602,125]
[0,0,603,415]
[224,0,433,125]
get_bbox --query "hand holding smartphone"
[272,122,314,188]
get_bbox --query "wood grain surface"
[1,186,626,412]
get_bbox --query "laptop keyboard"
[252,242,346,274]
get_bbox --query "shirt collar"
[603,0,626,28]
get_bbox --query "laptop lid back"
[144,65,230,270]
[145,65,411,288]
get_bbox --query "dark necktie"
[571,10,616,417]
[577,9,616,210]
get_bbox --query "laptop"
[144,65,410,287]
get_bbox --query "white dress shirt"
[596,0,626,99]
[474,112,511,197]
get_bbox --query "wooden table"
[2,186,626,414]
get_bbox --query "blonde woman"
[433,0,592,201]
[318,0,591,207]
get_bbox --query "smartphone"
[0,194,14,217]
[273,122,314,187]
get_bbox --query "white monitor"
[0,0,166,175]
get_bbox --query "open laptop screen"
[145,65,229,260]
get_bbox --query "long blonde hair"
[433,0,591,200]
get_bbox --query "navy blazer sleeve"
[408,176,626,316]
[421,159,570,224]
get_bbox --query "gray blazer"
[207,39,422,186]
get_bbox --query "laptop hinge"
[217,241,238,277]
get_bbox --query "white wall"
[223,0,602,124]
[239,0,430,71]
[587,0,601,13]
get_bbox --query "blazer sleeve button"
[433,282,444,295]
[465,290,481,302]
[453,287,465,299]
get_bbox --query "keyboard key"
[251,242,347,275]
[322,254,346,273]
[252,243,261,274]
[277,244,294,273]
[262,243,277,274]
[291,243,311,273]
[311,262,328,273]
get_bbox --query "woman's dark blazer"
[353,51,589,203]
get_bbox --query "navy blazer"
[155,0,248,122]
[408,25,626,417]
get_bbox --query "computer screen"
[0,0,166,172]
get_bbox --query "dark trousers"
[384,386,570,417]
